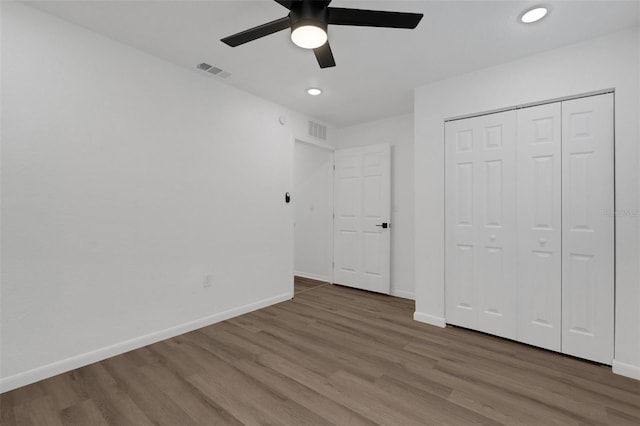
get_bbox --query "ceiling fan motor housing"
[290,1,328,35]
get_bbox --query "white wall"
[0,2,314,391]
[336,114,415,299]
[294,141,333,282]
[289,112,336,150]
[414,28,640,379]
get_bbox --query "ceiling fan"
[220,0,423,69]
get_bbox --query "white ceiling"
[24,0,640,127]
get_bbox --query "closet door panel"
[561,94,614,364]
[445,111,517,339]
[475,113,517,339]
[516,103,562,351]
[445,122,478,329]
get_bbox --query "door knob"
[376,222,389,229]
[490,234,496,241]
[539,238,547,245]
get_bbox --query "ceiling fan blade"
[314,42,336,69]
[273,0,297,10]
[327,7,423,29]
[221,16,291,47]
[274,1,332,10]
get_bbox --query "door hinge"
[333,164,336,171]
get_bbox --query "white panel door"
[516,103,562,352]
[445,120,476,329]
[561,94,614,364]
[445,111,517,339]
[333,144,391,294]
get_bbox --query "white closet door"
[516,103,562,351]
[561,94,614,364]
[445,119,477,329]
[445,111,517,339]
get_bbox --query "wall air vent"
[308,120,327,140]
[197,63,232,79]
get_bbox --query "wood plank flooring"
[2,279,639,425]
[293,276,329,295]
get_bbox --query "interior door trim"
[444,89,615,123]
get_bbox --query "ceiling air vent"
[196,63,232,79]
[308,121,327,140]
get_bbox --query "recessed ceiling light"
[307,88,323,96]
[521,6,548,23]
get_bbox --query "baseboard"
[294,271,330,283]
[413,311,446,328]
[390,289,415,300]
[0,292,292,394]
[612,359,640,380]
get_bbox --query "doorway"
[293,140,334,285]
[293,140,393,296]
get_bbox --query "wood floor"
[2,279,639,425]
[293,276,329,295]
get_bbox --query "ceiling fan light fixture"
[291,24,327,49]
[520,6,548,23]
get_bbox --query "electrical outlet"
[203,274,213,288]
